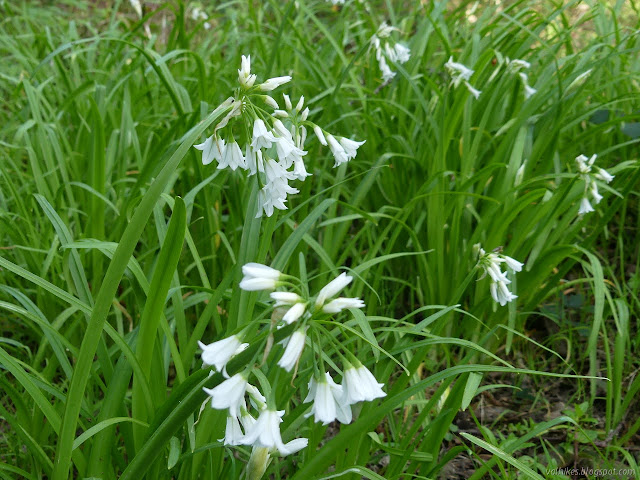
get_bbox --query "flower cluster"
[197,262,384,459]
[371,22,411,82]
[445,57,481,99]
[575,154,614,215]
[506,58,537,99]
[190,4,211,29]
[475,245,524,306]
[194,55,365,217]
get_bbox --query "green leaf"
[461,372,483,411]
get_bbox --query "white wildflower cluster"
[506,58,537,100]
[574,154,614,215]
[370,22,411,82]
[445,57,481,99]
[190,5,211,30]
[197,262,384,460]
[194,55,365,217]
[474,245,524,306]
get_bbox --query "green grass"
[0,0,639,479]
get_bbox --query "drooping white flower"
[251,119,278,150]
[220,415,244,445]
[203,372,249,418]
[502,255,524,272]
[507,58,531,72]
[339,137,366,161]
[385,43,411,64]
[342,363,386,404]
[490,280,518,306]
[445,57,474,87]
[238,55,257,88]
[315,272,353,307]
[590,181,603,204]
[283,302,307,324]
[198,335,248,371]
[245,144,264,176]
[579,196,595,215]
[220,141,246,171]
[304,372,353,425]
[259,76,292,91]
[464,81,482,99]
[278,328,307,372]
[195,136,225,166]
[322,297,365,313]
[376,22,395,38]
[241,409,308,456]
[326,134,350,167]
[595,168,614,183]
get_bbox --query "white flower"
[280,438,308,455]
[282,93,292,110]
[315,272,353,307]
[379,56,396,82]
[523,83,537,99]
[241,409,307,456]
[304,372,353,425]
[194,136,225,166]
[588,178,602,204]
[322,297,365,313]
[295,96,305,112]
[292,158,311,180]
[376,22,395,38]
[251,119,278,150]
[263,95,279,109]
[464,81,482,99]
[507,58,531,72]
[220,415,244,445]
[313,125,327,145]
[278,328,307,372]
[339,137,366,161]
[245,144,264,176]
[198,335,248,371]
[342,364,386,404]
[283,302,307,324]
[490,280,518,306]
[385,43,411,64]
[259,76,292,91]
[245,384,266,410]
[518,73,536,99]
[238,55,257,88]
[270,291,303,305]
[502,255,524,272]
[579,196,595,215]
[203,373,249,418]
[275,137,307,168]
[301,107,310,121]
[326,134,350,167]
[239,277,278,291]
[242,262,281,279]
[445,57,474,86]
[217,141,245,171]
[595,168,614,183]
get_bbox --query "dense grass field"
[1,0,639,478]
